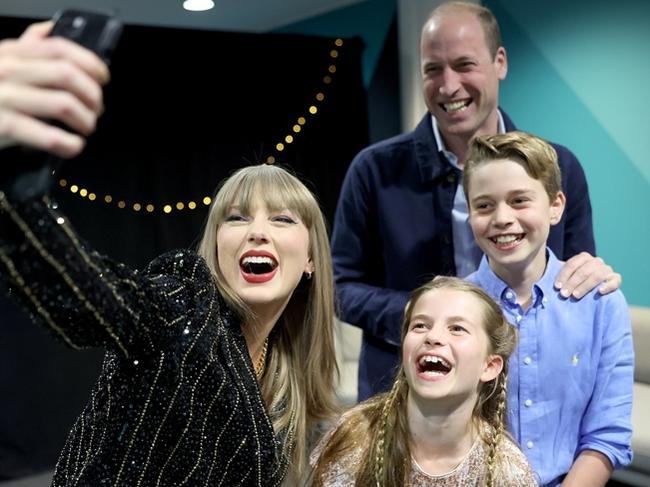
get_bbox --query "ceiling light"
[183,0,215,11]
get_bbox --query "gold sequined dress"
[0,171,289,486]
[312,423,538,486]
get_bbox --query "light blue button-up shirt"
[430,112,506,277]
[467,250,633,486]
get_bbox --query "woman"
[310,277,537,486]
[0,22,338,486]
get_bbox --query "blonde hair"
[463,131,562,202]
[198,164,339,480]
[312,277,516,486]
[425,1,503,59]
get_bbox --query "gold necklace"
[254,337,269,379]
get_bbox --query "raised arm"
[0,22,190,358]
[0,189,191,357]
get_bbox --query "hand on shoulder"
[555,252,622,299]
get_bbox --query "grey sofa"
[612,306,650,486]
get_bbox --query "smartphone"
[49,9,123,65]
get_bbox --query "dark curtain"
[0,17,368,478]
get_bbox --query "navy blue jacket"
[331,112,595,400]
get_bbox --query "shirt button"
[527,441,534,449]
[524,356,532,365]
[505,291,514,300]
[525,399,533,407]
[515,315,522,323]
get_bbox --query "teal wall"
[274,0,396,86]
[485,0,650,306]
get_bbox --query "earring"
[305,271,313,280]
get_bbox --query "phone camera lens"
[72,16,86,30]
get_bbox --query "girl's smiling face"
[402,288,502,408]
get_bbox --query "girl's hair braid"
[484,372,508,487]
[373,375,404,486]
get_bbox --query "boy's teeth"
[242,256,275,265]
[444,101,468,112]
[495,235,520,244]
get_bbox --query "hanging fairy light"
[61,38,346,214]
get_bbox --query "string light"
[266,38,342,162]
[59,37,345,214]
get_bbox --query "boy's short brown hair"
[463,131,562,202]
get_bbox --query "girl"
[311,277,537,486]
[0,23,338,486]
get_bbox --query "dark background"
[0,15,391,478]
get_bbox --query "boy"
[464,131,633,486]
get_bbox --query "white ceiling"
[0,0,364,32]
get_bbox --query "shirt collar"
[430,110,506,167]
[535,249,562,305]
[474,248,562,307]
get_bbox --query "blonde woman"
[0,22,337,486]
[311,277,537,486]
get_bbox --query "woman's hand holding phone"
[0,16,114,158]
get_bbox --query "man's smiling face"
[420,11,507,145]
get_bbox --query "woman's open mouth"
[239,251,278,283]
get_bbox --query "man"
[331,1,620,400]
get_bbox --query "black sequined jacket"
[0,185,289,486]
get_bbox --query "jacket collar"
[413,109,517,183]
